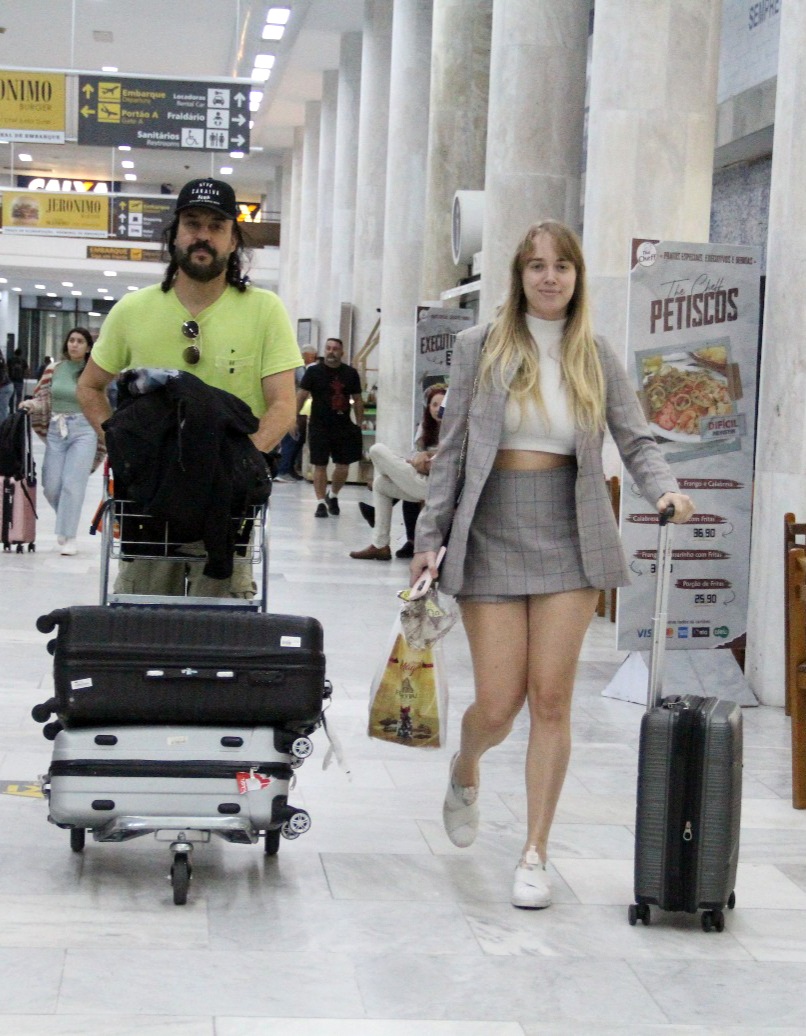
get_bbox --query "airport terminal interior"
[1,0,806,1032]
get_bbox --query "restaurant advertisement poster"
[617,239,761,653]
[1,189,109,237]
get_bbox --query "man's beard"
[324,355,341,367]
[175,243,229,283]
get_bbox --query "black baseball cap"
[175,178,237,220]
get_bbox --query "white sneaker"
[60,540,78,556]
[442,752,479,848]
[512,847,551,909]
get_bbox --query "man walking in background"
[297,337,364,518]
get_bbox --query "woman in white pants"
[350,385,445,561]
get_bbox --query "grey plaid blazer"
[414,322,679,595]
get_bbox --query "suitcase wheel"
[701,908,725,933]
[290,736,313,760]
[727,891,736,910]
[70,828,86,853]
[264,827,281,856]
[170,852,192,906]
[281,808,311,840]
[628,903,650,926]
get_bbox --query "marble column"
[281,125,305,328]
[278,150,294,314]
[377,0,434,454]
[353,0,393,372]
[329,32,363,347]
[746,1,806,707]
[297,100,321,339]
[478,0,588,322]
[583,0,721,358]
[315,70,339,341]
[420,0,492,300]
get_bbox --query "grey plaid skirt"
[458,465,592,599]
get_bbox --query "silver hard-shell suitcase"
[629,507,742,932]
[44,725,314,903]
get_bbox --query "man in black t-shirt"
[297,337,364,517]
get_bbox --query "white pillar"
[479,0,588,322]
[315,71,339,340]
[583,0,721,355]
[421,0,492,300]
[330,31,363,344]
[746,0,806,707]
[297,101,321,337]
[377,0,434,453]
[282,125,305,329]
[278,150,294,313]
[353,0,394,368]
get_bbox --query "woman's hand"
[656,491,695,524]
[17,400,33,412]
[410,550,439,586]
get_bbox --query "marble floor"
[1,449,805,1035]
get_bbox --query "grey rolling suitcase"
[629,508,742,932]
[44,724,314,903]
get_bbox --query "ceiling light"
[254,54,276,69]
[88,311,101,317]
[251,67,271,82]
[62,281,73,287]
[261,24,284,40]
[71,291,82,296]
[0,277,7,284]
[12,287,22,292]
[219,166,233,175]
[34,283,46,290]
[118,145,131,152]
[46,292,57,298]
[124,173,137,181]
[18,153,33,162]
[120,160,134,169]
[229,151,245,158]
[97,287,109,293]
[249,90,264,112]
[102,66,118,72]
[266,7,290,24]
[127,286,139,291]
[103,270,117,277]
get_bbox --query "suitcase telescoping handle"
[646,504,676,713]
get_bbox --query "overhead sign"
[110,195,174,241]
[77,75,250,153]
[0,70,65,142]
[1,189,108,237]
[618,239,761,654]
[18,175,120,194]
[86,245,162,262]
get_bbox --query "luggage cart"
[35,484,330,905]
[96,495,271,611]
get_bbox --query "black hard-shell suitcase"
[34,606,327,729]
[629,508,742,932]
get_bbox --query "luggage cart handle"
[647,504,676,713]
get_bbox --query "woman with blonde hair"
[410,220,694,909]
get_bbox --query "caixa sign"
[16,175,120,194]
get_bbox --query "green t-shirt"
[50,360,84,415]
[92,283,302,418]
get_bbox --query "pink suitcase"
[1,475,37,552]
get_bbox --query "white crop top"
[498,314,576,455]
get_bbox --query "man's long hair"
[160,216,250,293]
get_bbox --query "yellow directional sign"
[0,70,65,142]
[0,781,44,799]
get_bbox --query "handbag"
[368,615,448,749]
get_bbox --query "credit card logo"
[692,627,710,638]
[677,626,689,638]
[713,625,729,639]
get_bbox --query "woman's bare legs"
[523,587,599,860]
[456,588,598,862]
[454,599,530,789]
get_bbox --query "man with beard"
[297,337,364,518]
[77,177,301,596]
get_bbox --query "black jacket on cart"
[103,370,271,579]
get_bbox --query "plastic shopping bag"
[368,616,448,748]
[397,585,459,649]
